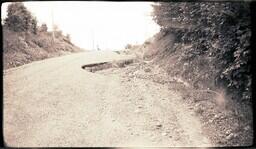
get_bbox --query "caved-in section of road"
[81,59,135,73]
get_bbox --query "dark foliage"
[40,23,48,32]
[152,2,251,102]
[4,2,37,33]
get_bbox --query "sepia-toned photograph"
[2,1,253,147]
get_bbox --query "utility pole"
[92,29,94,50]
[51,6,55,43]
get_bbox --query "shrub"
[152,2,251,102]
[4,2,38,33]
[39,23,48,32]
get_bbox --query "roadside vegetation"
[133,2,252,104]
[127,2,252,146]
[2,2,82,69]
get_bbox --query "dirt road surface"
[3,51,212,147]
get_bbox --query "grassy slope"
[3,27,83,69]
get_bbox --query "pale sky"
[1,2,160,50]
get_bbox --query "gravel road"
[3,51,211,147]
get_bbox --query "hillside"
[3,27,82,69]
[2,2,82,69]
[143,2,251,104]
[130,2,253,146]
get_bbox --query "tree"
[40,23,48,32]
[4,2,38,33]
[31,16,37,34]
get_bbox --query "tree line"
[3,2,70,40]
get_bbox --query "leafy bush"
[152,2,251,102]
[4,2,38,33]
[39,23,48,32]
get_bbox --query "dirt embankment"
[89,58,253,146]
[127,36,253,146]
[3,28,83,69]
[124,3,253,145]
